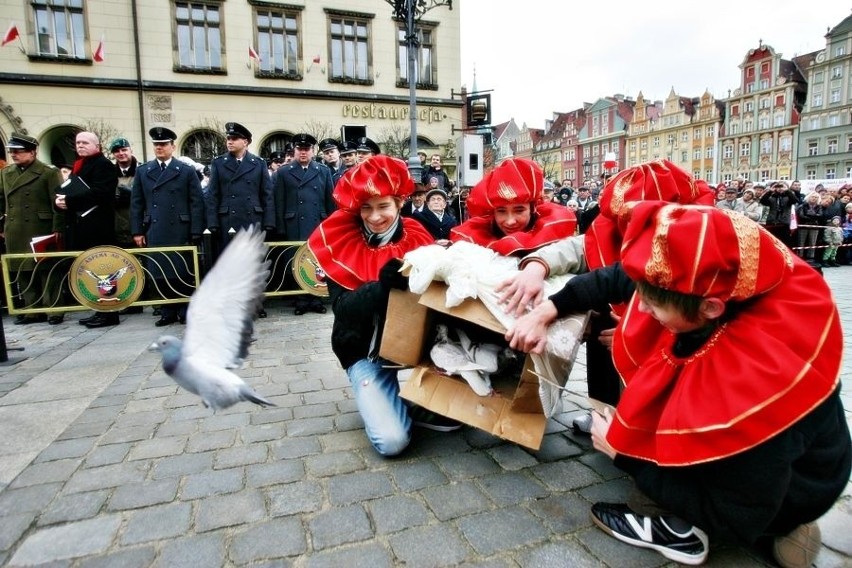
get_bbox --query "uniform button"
[300,216,304,220]
[299,201,303,204]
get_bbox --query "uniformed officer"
[204,121,275,249]
[130,127,205,326]
[273,133,335,314]
[340,140,358,169]
[355,136,381,164]
[318,138,346,185]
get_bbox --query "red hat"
[619,201,794,301]
[333,155,414,212]
[465,157,543,218]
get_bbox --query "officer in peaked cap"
[318,138,340,152]
[5,133,39,151]
[149,127,177,143]
[267,150,286,176]
[224,122,252,141]
[355,136,380,163]
[339,140,358,169]
[292,133,317,148]
[318,138,345,184]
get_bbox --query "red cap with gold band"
[333,155,414,212]
[585,160,715,271]
[465,157,544,218]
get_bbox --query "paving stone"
[368,495,431,534]
[34,437,98,463]
[302,389,346,405]
[421,481,492,521]
[272,437,322,459]
[169,405,212,422]
[487,444,539,471]
[57,420,114,441]
[527,493,595,534]
[195,490,266,532]
[75,546,157,568]
[821,497,852,555]
[529,433,584,462]
[531,460,601,492]
[99,424,157,445]
[303,542,394,568]
[246,460,304,488]
[388,524,469,568]
[410,431,472,458]
[9,458,81,488]
[7,515,121,566]
[308,504,373,550]
[477,471,549,506]
[305,450,365,477]
[127,436,187,461]
[121,502,192,545]
[0,483,61,515]
[463,428,505,449]
[328,471,394,505]
[578,451,628,481]
[181,467,245,499]
[293,401,337,419]
[458,507,549,556]
[286,416,335,437]
[84,443,131,468]
[39,490,109,526]
[575,525,663,567]
[319,430,373,452]
[435,451,501,480]
[517,540,602,568]
[186,429,236,453]
[241,423,286,443]
[155,420,197,438]
[229,518,307,563]
[334,411,365,432]
[388,461,448,492]
[577,477,633,505]
[153,533,226,568]
[64,461,149,493]
[267,480,324,517]
[108,478,179,510]
[151,452,214,479]
[215,445,268,469]
[0,512,35,550]
[199,413,250,432]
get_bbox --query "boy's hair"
[635,281,705,322]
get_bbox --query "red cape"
[307,211,434,290]
[451,202,577,256]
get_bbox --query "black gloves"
[378,258,408,290]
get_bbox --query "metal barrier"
[1,240,311,317]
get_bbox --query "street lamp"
[390,0,452,180]
[582,159,591,183]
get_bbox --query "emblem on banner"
[292,244,329,297]
[70,246,145,311]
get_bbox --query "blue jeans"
[346,358,411,456]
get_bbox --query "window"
[254,5,301,77]
[32,0,86,59]
[759,79,769,90]
[744,121,753,132]
[759,98,770,109]
[760,170,770,182]
[814,71,824,83]
[611,140,618,152]
[831,66,842,79]
[723,145,733,159]
[747,82,755,93]
[812,93,823,107]
[830,89,841,104]
[592,145,599,156]
[759,117,769,130]
[739,142,750,157]
[775,94,784,107]
[847,165,852,178]
[181,129,225,164]
[745,102,754,113]
[827,137,838,154]
[694,128,701,140]
[828,115,840,127]
[805,167,816,180]
[810,117,820,130]
[731,104,739,116]
[666,134,675,145]
[398,22,436,88]
[807,140,818,156]
[640,140,647,150]
[705,147,713,159]
[328,12,372,84]
[694,169,701,178]
[653,136,660,148]
[723,173,733,182]
[774,114,784,127]
[731,123,739,134]
[629,140,636,151]
[760,139,772,154]
[780,136,791,152]
[706,125,715,138]
[681,131,688,142]
[693,148,701,160]
[848,136,852,152]
[175,2,223,72]
[680,150,688,162]
[825,165,836,179]
[837,45,847,57]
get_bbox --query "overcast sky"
[459,2,850,128]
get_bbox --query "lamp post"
[391,0,452,181]
[582,159,591,185]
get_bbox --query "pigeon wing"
[183,226,270,368]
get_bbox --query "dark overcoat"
[205,151,274,238]
[412,209,457,241]
[274,160,335,240]
[62,153,118,251]
[0,159,64,269]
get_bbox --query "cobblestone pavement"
[0,267,850,567]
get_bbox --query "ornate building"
[578,95,634,180]
[0,0,461,168]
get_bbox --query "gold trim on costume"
[689,212,708,294]
[645,204,676,289]
[497,181,518,202]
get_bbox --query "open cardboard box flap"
[380,283,579,450]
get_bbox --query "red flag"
[249,45,260,62]
[2,22,19,47]
[93,37,105,62]
[312,54,320,64]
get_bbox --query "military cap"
[318,138,341,152]
[356,137,380,155]
[6,133,38,151]
[339,140,358,155]
[149,127,177,143]
[109,137,131,152]
[292,133,317,148]
[269,150,285,163]
[284,142,295,156]
[225,122,252,140]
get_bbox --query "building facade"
[0,0,461,169]
[797,13,852,183]
[578,95,634,180]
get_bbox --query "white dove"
[148,226,275,410]
[430,324,494,396]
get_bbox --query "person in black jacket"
[507,202,850,568]
[412,188,457,243]
[307,156,457,456]
[760,181,798,248]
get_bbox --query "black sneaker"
[407,405,463,432]
[591,502,708,565]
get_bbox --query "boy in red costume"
[507,201,850,566]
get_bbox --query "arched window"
[258,131,295,159]
[180,129,225,165]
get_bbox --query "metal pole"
[406,0,422,181]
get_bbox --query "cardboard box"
[380,284,586,450]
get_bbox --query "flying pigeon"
[430,324,494,396]
[148,226,275,410]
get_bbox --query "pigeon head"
[150,335,183,374]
